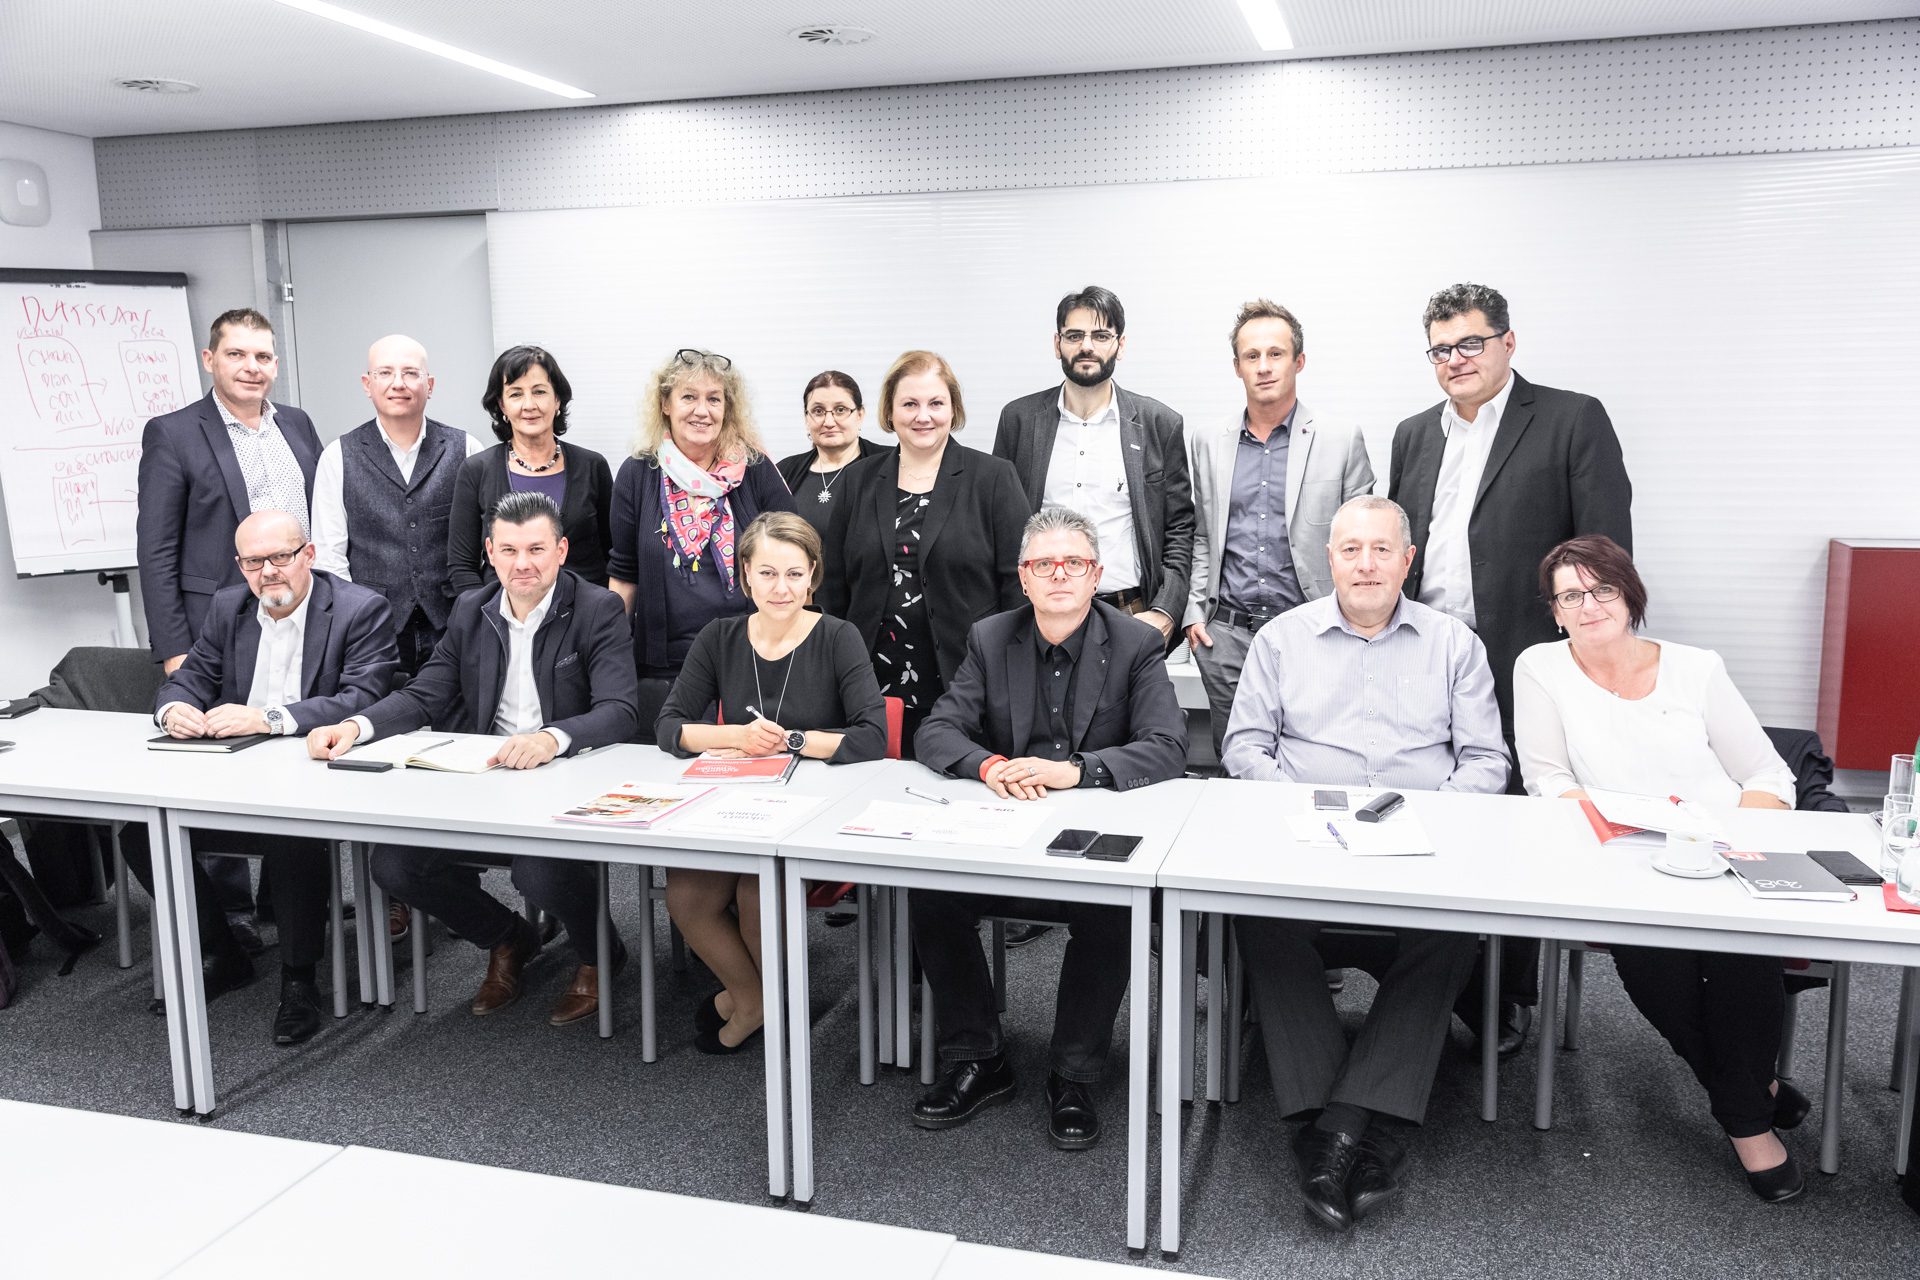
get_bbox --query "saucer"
[1652,854,1728,879]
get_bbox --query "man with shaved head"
[140,509,398,1044]
[311,335,484,677]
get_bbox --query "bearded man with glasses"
[908,505,1187,1152]
[1387,281,1635,1059]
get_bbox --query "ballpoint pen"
[1325,822,1350,850]
[905,786,950,805]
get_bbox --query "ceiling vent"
[114,77,200,95]
[789,25,875,47]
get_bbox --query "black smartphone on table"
[1086,833,1143,862]
[1807,849,1882,886]
[1047,828,1099,857]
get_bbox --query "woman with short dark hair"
[776,370,887,535]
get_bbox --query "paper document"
[839,800,1044,849]
[1584,788,1728,843]
[342,731,508,773]
[1287,814,1436,857]
[660,793,823,838]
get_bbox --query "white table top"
[1160,780,1920,961]
[169,1144,956,1278]
[936,1242,1226,1279]
[782,759,1204,890]
[0,1099,341,1280]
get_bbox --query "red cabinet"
[1818,539,1920,770]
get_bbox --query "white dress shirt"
[1512,638,1794,807]
[1416,373,1516,629]
[311,422,484,577]
[156,588,311,734]
[1045,386,1139,592]
[213,392,310,534]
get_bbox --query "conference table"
[1153,779,1920,1258]
[779,760,1204,1252]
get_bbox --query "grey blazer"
[1184,399,1375,627]
[991,384,1194,623]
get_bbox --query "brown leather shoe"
[548,964,601,1026]
[470,918,539,1015]
[388,900,411,940]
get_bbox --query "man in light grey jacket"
[1184,299,1374,755]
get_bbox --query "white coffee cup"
[1661,829,1721,875]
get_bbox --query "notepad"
[339,731,508,774]
[553,782,715,828]
[1287,814,1436,857]
[681,753,799,785]
[147,733,272,754]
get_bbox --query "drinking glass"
[1898,843,1920,907]
[1892,755,1917,805]
[1880,795,1919,881]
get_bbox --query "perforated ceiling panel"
[93,19,1918,228]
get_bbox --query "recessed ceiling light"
[271,0,594,100]
[789,25,876,47]
[1233,0,1294,52]
[114,78,200,95]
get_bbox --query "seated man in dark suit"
[145,509,397,1044]
[911,505,1187,1150]
[1221,496,1507,1232]
[307,492,639,1027]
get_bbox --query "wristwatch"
[264,707,286,735]
[784,729,807,753]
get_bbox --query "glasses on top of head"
[236,545,305,573]
[1424,330,1508,364]
[1019,556,1098,579]
[806,404,859,422]
[1551,583,1621,610]
[1058,329,1118,347]
[675,348,732,372]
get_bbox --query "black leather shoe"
[1475,1001,1533,1058]
[695,989,727,1037]
[149,950,256,1016]
[912,1056,1016,1130]
[1349,1129,1407,1221]
[1292,1125,1362,1232]
[226,914,267,957]
[1772,1080,1811,1131]
[272,977,324,1046]
[1002,922,1052,949]
[1738,1144,1805,1203]
[1045,1073,1101,1151]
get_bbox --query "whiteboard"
[0,269,195,576]
[486,146,1920,728]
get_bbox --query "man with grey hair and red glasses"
[1389,281,1633,1057]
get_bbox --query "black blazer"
[447,441,614,596]
[817,442,1029,693]
[135,392,323,659]
[154,571,397,732]
[913,600,1188,791]
[775,437,887,492]
[356,568,638,754]
[1388,372,1632,729]
[992,385,1195,623]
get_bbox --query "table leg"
[112,828,133,969]
[1125,885,1149,1255]
[857,884,875,1086]
[1205,912,1223,1104]
[758,856,789,1200]
[352,842,376,1007]
[1180,910,1198,1104]
[164,814,216,1116]
[597,862,613,1040]
[1224,917,1243,1104]
[875,887,894,1066]
[368,872,393,1009]
[1890,969,1911,1093]
[919,972,935,1086]
[1896,969,1918,1176]
[410,908,427,1014]
[144,811,192,1113]
[638,865,657,1064]
[893,889,912,1070]
[1534,940,1560,1130]
[1817,961,1849,1175]
[329,844,348,1019]
[1482,934,1502,1123]
[783,859,811,1205]
[1158,888,1184,1260]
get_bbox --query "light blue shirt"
[1220,593,1508,793]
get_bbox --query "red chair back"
[884,696,904,761]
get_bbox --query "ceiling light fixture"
[789,25,876,47]
[113,78,200,95]
[1233,0,1294,52]
[271,0,594,100]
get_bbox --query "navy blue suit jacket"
[153,570,398,732]
[136,391,323,659]
[355,569,639,753]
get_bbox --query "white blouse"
[1512,638,1795,808]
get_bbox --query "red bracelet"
[979,754,1007,782]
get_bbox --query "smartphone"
[327,757,394,773]
[1312,789,1348,811]
[1086,833,1143,862]
[1807,848,1881,886]
[0,699,39,718]
[1047,828,1099,857]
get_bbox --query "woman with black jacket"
[774,369,888,535]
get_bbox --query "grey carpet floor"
[1,869,1915,1279]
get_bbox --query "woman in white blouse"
[1513,535,1805,1203]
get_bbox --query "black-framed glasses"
[675,348,733,372]
[1019,556,1098,578]
[806,404,860,422]
[1058,329,1118,346]
[1551,583,1621,610]
[236,545,305,573]
[1425,330,1508,364]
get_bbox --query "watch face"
[785,730,807,752]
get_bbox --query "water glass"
[1892,755,1917,805]
[1899,843,1920,907]
[1880,795,1919,882]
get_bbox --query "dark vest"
[341,418,468,631]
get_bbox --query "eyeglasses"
[236,545,305,573]
[1019,556,1098,578]
[1551,583,1621,610]
[369,368,425,387]
[1058,329,1118,347]
[675,348,732,372]
[806,405,860,422]
[1424,330,1508,364]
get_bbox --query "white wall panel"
[489,147,1920,728]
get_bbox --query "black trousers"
[121,826,330,967]
[1610,944,1785,1139]
[394,605,444,679]
[370,845,614,964]
[911,891,1130,1083]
